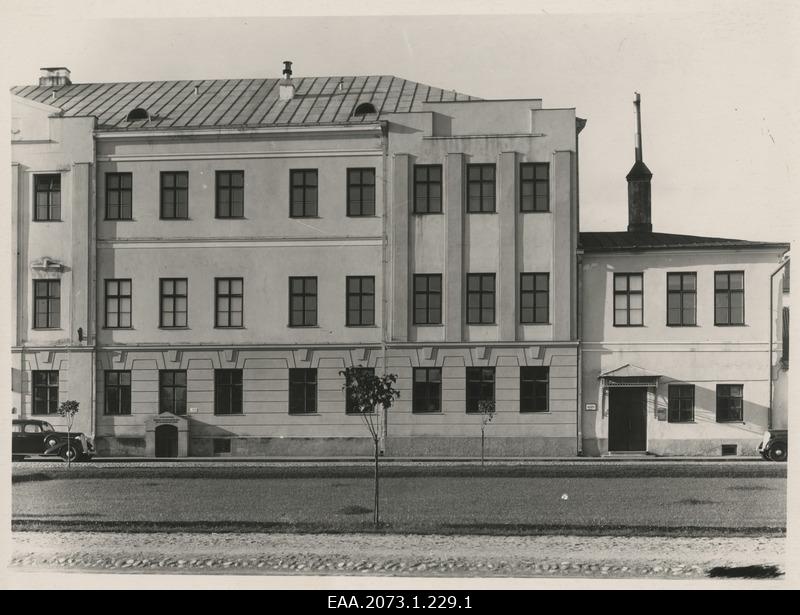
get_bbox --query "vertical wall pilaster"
[445,153,465,342]
[391,154,410,341]
[71,162,91,345]
[553,150,575,341]
[498,151,518,340]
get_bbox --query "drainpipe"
[576,250,583,456]
[768,252,790,430]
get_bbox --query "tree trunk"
[66,426,71,469]
[373,438,380,527]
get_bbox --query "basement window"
[125,107,150,122]
[213,438,231,455]
[352,102,377,117]
[721,444,738,456]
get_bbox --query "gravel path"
[10,532,785,579]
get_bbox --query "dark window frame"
[613,273,644,327]
[33,173,61,222]
[289,276,318,327]
[33,279,60,329]
[289,169,318,218]
[345,367,376,414]
[520,366,549,413]
[519,162,549,212]
[32,370,59,415]
[668,384,695,423]
[214,369,243,415]
[714,271,745,326]
[346,276,375,326]
[520,272,550,324]
[466,273,496,325]
[159,278,188,328]
[716,384,744,422]
[413,164,443,214]
[159,369,187,415]
[346,168,376,217]
[412,367,442,414]
[215,170,245,219]
[104,370,132,416]
[289,368,318,415]
[413,274,443,325]
[465,367,496,414]
[105,172,133,221]
[215,277,243,328]
[666,272,697,326]
[160,171,189,220]
[104,279,132,329]
[466,163,496,213]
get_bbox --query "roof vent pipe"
[279,60,295,101]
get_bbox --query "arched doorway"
[155,424,179,458]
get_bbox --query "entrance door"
[154,424,178,458]
[608,387,647,452]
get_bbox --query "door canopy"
[599,363,661,388]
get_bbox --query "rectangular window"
[715,271,745,325]
[520,273,549,324]
[33,279,60,329]
[346,276,375,326]
[668,384,695,423]
[215,278,243,328]
[347,168,376,216]
[159,278,188,328]
[160,171,189,219]
[105,172,133,220]
[667,273,697,326]
[33,174,61,221]
[213,439,231,454]
[413,274,442,325]
[520,163,549,212]
[466,273,496,324]
[215,170,244,218]
[413,164,442,214]
[520,366,549,412]
[466,164,496,213]
[346,367,375,414]
[466,367,495,413]
[289,368,317,414]
[290,169,318,217]
[716,384,743,422]
[214,369,243,415]
[289,276,317,326]
[159,370,187,415]
[105,370,131,416]
[614,273,643,326]
[32,371,59,415]
[105,279,132,328]
[413,367,442,413]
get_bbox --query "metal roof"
[11,75,479,131]
[580,231,789,252]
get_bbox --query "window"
[520,273,549,324]
[466,164,496,213]
[667,273,696,326]
[716,384,743,422]
[214,369,243,415]
[467,273,496,324]
[413,367,442,413]
[346,276,375,326]
[290,169,318,217]
[105,370,131,416]
[105,173,133,220]
[466,367,495,413]
[289,368,317,414]
[520,367,548,413]
[160,171,189,219]
[33,279,60,329]
[520,163,549,212]
[159,278,188,328]
[413,274,442,325]
[159,370,187,415]
[346,367,375,414]
[614,273,643,326]
[33,174,61,221]
[413,165,442,214]
[213,438,231,454]
[715,271,745,325]
[215,278,243,328]
[668,384,695,423]
[347,168,375,216]
[289,277,317,326]
[216,171,244,218]
[105,279,132,328]
[32,371,59,415]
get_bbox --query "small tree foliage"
[57,400,80,467]
[478,399,495,466]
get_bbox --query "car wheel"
[61,445,79,462]
[768,444,787,462]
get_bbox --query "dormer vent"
[125,107,150,122]
[353,102,377,117]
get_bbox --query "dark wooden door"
[608,387,647,452]
[155,425,178,458]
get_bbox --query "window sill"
[215,216,247,220]
[345,412,376,416]
[289,412,321,416]
[31,328,63,331]
[466,211,498,215]
[520,410,551,414]
[213,413,245,417]
[519,210,550,214]
[102,327,134,330]
[666,324,699,327]
[104,218,134,222]
[520,322,551,326]
[103,413,133,417]
[346,324,378,328]
[346,214,379,218]
[414,323,444,327]
[288,325,320,328]
[159,326,190,330]
[159,218,191,221]
[289,215,322,219]
[412,211,444,216]
[412,411,443,415]
[716,420,746,424]
[714,324,747,327]
[466,322,497,326]
[667,420,696,424]
[214,326,246,330]
[613,324,645,328]
[32,220,62,223]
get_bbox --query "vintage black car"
[11,419,95,462]
[758,429,788,462]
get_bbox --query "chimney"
[279,60,295,101]
[626,92,653,233]
[39,67,72,87]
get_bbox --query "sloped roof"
[10,75,479,131]
[580,231,789,252]
[599,364,661,379]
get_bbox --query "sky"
[1,0,798,243]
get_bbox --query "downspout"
[575,117,586,456]
[380,121,389,454]
[768,252,790,430]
